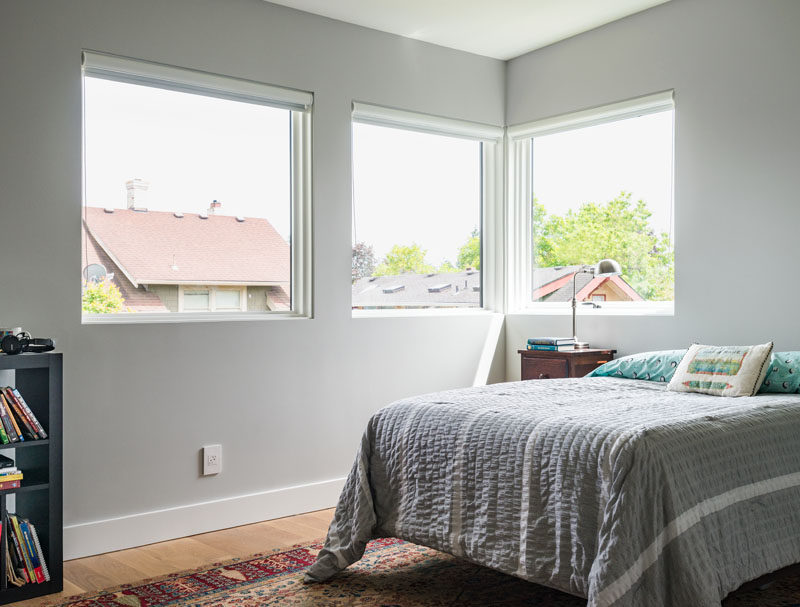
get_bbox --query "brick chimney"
[208,199,222,215]
[125,179,149,211]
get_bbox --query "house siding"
[148,285,179,312]
[246,286,268,311]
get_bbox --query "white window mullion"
[506,137,532,313]
[481,139,505,313]
[291,110,313,318]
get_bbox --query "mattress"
[305,377,800,606]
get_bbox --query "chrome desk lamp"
[572,259,621,349]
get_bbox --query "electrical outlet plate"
[203,444,222,475]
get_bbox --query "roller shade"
[82,51,312,112]
[353,101,503,142]
[508,90,673,139]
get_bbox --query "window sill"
[509,302,674,317]
[81,311,310,325]
[352,308,497,319]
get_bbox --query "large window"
[351,104,502,311]
[81,53,312,321]
[508,92,675,311]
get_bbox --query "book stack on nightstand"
[519,338,615,380]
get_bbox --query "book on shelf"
[527,344,575,351]
[0,453,14,469]
[0,386,47,443]
[0,394,20,442]
[8,387,47,439]
[527,337,575,346]
[3,387,38,440]
[5,513,48,586]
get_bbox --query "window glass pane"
[215,289,241,310]
[531,110,674,303]
[82,74,292,315]
[351,123,482,309]
[183,290,210,311]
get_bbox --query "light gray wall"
[0,0,504,539]
[505,0,800,379]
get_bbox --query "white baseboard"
[64,477,346,560]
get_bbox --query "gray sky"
[532,110,674,241]
[352,123,481,266]
[85,77,673,268]
[84,77,291,239]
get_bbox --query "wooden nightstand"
[518,348,616,380]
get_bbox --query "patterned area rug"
[50,538,800,606]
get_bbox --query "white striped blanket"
[305,378,800,606]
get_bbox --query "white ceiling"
[266,0,671,60]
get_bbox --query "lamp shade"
[594,258,622,277]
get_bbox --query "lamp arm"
[572,266,594,344]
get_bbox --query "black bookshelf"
[0,353,62,603]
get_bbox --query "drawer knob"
[538,373,550,379]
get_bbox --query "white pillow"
[667,342,773,397]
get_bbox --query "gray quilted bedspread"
[305,377,800,606]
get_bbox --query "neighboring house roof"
[351,266,643,308]
[532,265,643,302]
[83,226,170,313]
[83,207,290,285]
[352,271,481,308]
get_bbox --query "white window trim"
[506,90,675,316]
[81,52,313,324]
[351,102,505,317]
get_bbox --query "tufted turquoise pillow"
[759,352,800,393]
[587,350,687,383]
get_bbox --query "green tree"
[352,241,376,281]
[373,243,434,276]
[533,192,674,301]
[456,228,480,270]
[82,280,126,313]
[437,260,459,273]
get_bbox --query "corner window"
[81,52,312,322]
[508,91,675,312]
[351,103,502,311]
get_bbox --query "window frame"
[350,102,504,316]
[506,90,675,316]
[80,51,313,324]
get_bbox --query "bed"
[305,376,800,606]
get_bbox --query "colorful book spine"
[0,396,20,443]
[0,394,24,441]
[6,513,28,583]
[527,344,573,351]
[3,389,36,439]
[0,479,21,491]
[29,522,50,582]
[527,337,574,346]
[19,520,45,583]
[0,472,23,482]
[10,515,35,583]
[11,388,47,439]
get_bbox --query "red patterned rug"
[50,538,800,606]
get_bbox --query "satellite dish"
[83,263,108,283]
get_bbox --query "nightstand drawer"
[522,357,568,380]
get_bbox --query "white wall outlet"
[203,444,222,476]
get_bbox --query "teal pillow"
[587,350,687,383]
[759,352,800,393]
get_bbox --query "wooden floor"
[15,508,335,606]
